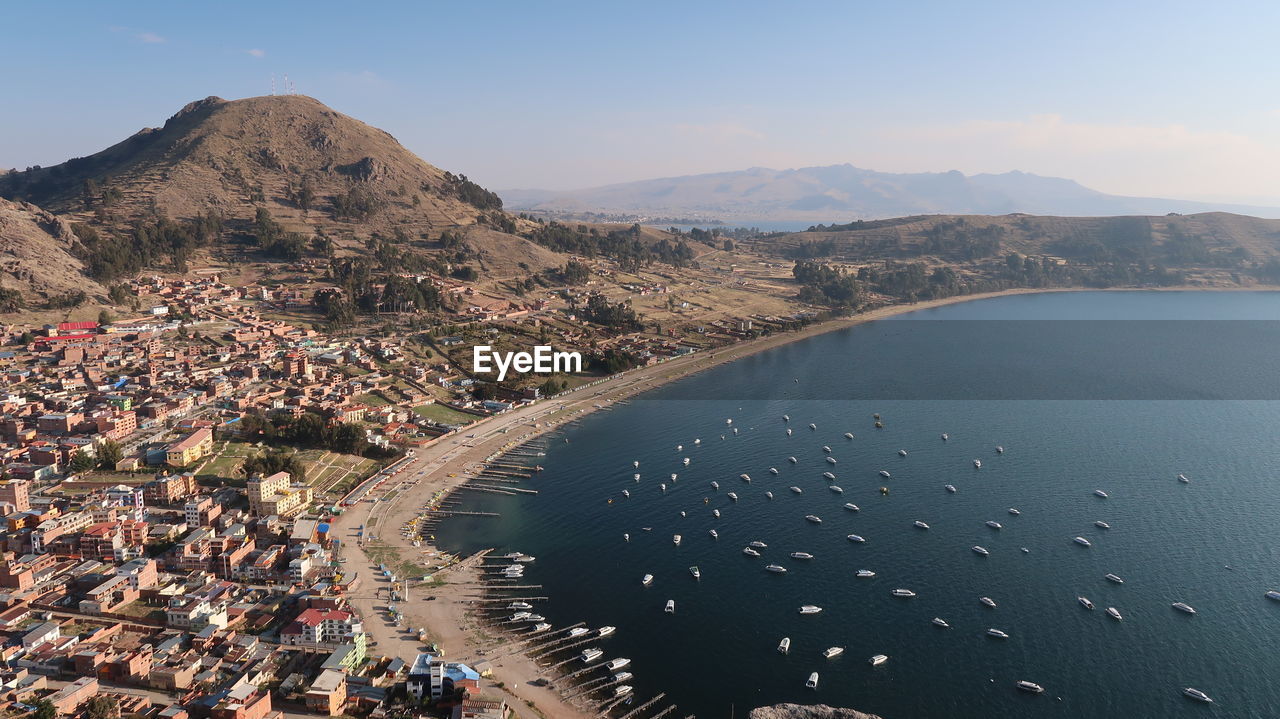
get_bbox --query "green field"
[411,403,478,425]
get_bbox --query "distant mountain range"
[500,165,1280,223]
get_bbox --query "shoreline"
[329,284,1276,718]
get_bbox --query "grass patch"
[411,403,477,425]
[357,393,390,407]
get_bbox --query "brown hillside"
[0,198,106,302]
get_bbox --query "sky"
[3,0,1280,203]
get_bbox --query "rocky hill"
[0,197,106,305]
[749,703,884,719]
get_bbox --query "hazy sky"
[4,1,1280,202]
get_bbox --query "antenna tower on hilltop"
[270,73,276,96]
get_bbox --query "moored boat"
[847,534,866,543]
[743,547,761,557]
[766,563,788,573]
[1172,602,1196,615]
[1079,596,1094,610]
[945,484,957,493]
[844,503,860,511]
[1106,607,1122,620]
[986,628,1009,639]
[641,574,653,586]
[1016,680,1043,694]
[892,588,916,598]
[598,626,616,637]
[980,596,997,608]
[664,600,675,613]
[856,569,875,578]
[914,520,930,529]
[805,514,822,523]
[778,637,791,653]
[607,657,631,671]
[690,566,700,579]
[932,617,950,628]
[869,654,888,666]
[1074,536,1092,547]
[1105,573,1124,584]
[791,552,814,560]
[806,672,819,689]
[581,648,603,663]
[1182,688,1213,703]
[972,545,990,556]
[799,605,823,614]
[823,646,844,659]
[1094,489,1109,498]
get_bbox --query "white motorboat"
[914,520,930,529]
[568,627,590,637]
[665,600,675,613]
[790,486,803,494]
[509,602,532,609]
[806,672,819,689]
[1074,536,1092,547]
[786,428,793,436]
[1021,547,1030,553]
[641,574,653,586]
[671,473,678,481]
[1105,573,1124,584]
[826,456,837,465]
[822,471,836,480]
[694,439,701,444]
[660,483,667,492]
[805,515,822,523]
[743,547,761,557]
[783,415,790,422]
[844,503,860,511]
[709,529,718,539]
[847,534,866,543]
[899,449,908,457]
[973,459,982,468]
[799,605,823,614]
[996,446,1005,454]
[728,492,739,501]
[980,596,997,608]
[614,685,633,698]
[809,423,817,430]
[823,646,844,659]
[869,654,888,666]
[582,648,603,663]
[633,473,640,481]
[845,432,854,439]
[1094,489,1109,498]
[856,569,875,578]
[1095,520,1112,529]
[770,467,779,475]
[1183,688,1213,703]
[791,552,814,560]
[750,541,768,548]
[822,446,832,453]
[740,473,752,482]
[1178,473,1190,483]
[891,589,916,598]
[972,546,990,556]
[941,433,949,441]
[1266,590,1280,601]
[788,456,798,463]
[765,491,774,499]
[713,509,720,518]
[683,458,691,465]
[673,534,682,546]
[1172,602,1196,615]
[932,617,950,628]
[633,461,640,468]
[1016,680,1043,694]
[945,484,957,493]
[829,485,843,493]
[986,628,1009,639]
[1008,507,1020,515]
[766,564,788,573]
[622,490,630,497]
[690,566,701,579]
[1079,596,1095,610]
[711,481,720,489]
[1106,607,1122,620]
[986,521,1003,530]
[879,470,892,478]
[607,657,631,671]
[532,623,551,632]
[778,637,790,654]
[613,671,632,682]
[598,626,616,637]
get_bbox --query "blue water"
[436,292,1280,719]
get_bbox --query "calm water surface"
[436,292,1280,719]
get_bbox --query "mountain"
[0,197,106,305]
[501,165,1280,223]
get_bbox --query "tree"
[84,695,120,719]
[97,440,123,469]
[108,284,133,305]
[69,452,97,474]
[98,309,115,325]
[33,699,56,719]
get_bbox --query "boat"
[879,470,892,478]
[1008,507,1020,515]
[783,415,790,422]
[743,547,761,557]
[671,473,678,481]
[633,461,640,468]
[829,486,844,493]
[973,459,982,468]
[766,564,788,573]
[914,520,930,529]
[694,439,701,445]
[509,602,532,609]
[665,600,675,613]
[799,605,823,614]
[690,566,700,579]
[1266,590,1280,601]
[633,473,640,481]
[1094,489,1109,498]
[778,637,791,653]
[945,484,957,493]
[790,486,803,494]
[641,574,653,586]
[869,654,888,666]
[791,552,814,560]
[826,457,837,465]
[624,533,630,542]
[660,483,667,492]
[1105,573,1124,584]
[532,623,551,632]
[598,626,616,637]
[1016,680,1044,694]
[569,627,589,638]
[613,671,633,682]
[806,672,819,689]
[809,423,817,430]
[986,521,1003,530]
[823,646,844,659]
[856,569,875,578]
[750,540,768,548]
[847,534,866,543]
[740,473,752,482]
[822,446,831,453]
[899,449,908,457]
[581,648,603,663]
[614,685,633,698]
[728,492,739,501]
[683,458,690,466]
[1074,536,1092,547]
[986,628,1009,639]
[1095,520,1112,529]
[891,589,916,598]
[972,545,990,556]
[770,467,779,475]
[844,503,860,511]
[1021,547,1030,553]
[766,491,774,499]
[673,535,682,546]
[822,471,836,480]
[1172,602,1196,615]
[711,481,720,489]
[1079,596,1095,610]
[713,509,720,518]
[805,515,822,523]
[511,612,531,621]
[845,432,854,439]
[709,529,718,539]
[622,490,630,497]
[932,617,950,628]
[996,446,1005,454]
[1106,607,1122,620]
[1183,688,1213,703]
[1178,473,1190,483]
[980,596,997,608]
[941,433,949,441]
[788,456,798,463]
[607,657,631,671]
[727,418,733,425]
